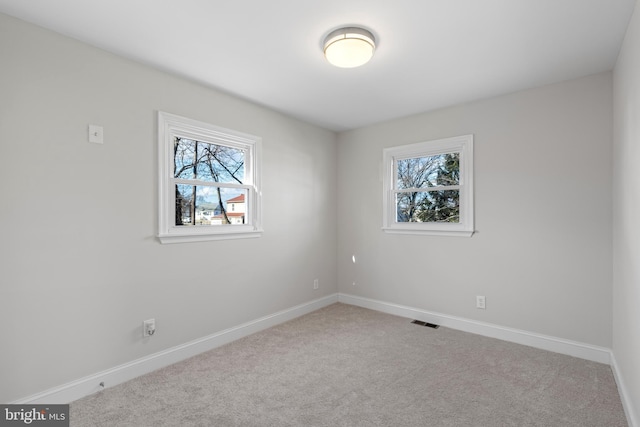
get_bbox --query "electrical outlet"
[313,279,319,290]
[143,319,156,337]
[476,296,486,309]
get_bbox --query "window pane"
[396,190,459,223]
[174,138,245,184]
[396,152,459,189]
[174,138,196,180]
[175,184,247,226]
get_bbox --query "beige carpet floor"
[70,303,627,426]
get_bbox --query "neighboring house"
[195,202,219,223]
[211,194,245,225]
[227,194,245,213]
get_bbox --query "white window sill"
[158,229,263,244]
[382,227,474,237]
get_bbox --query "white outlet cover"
[476,296,486,309]
[143,319,155,337]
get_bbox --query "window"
[382,134,474,237]
[158,112,262,244]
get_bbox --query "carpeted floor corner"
[70,303,627,426]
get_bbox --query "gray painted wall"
[613,1,640,423]
[337,73,613,348]
[0,13,338,402]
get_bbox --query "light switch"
[89,125,104,144]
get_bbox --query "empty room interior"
[1,1,639,425]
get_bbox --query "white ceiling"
[0,0,636,131]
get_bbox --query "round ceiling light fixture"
[323,27,376,68]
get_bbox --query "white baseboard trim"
[12,293,339,405]
[338,293,612,365]
[14,292,623,412]
[610,353,638,427]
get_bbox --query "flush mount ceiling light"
[323,27,376,68]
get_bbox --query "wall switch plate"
[89,125,104,144]
[313,279,319,290]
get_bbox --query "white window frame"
[382,134,474,237]
[157,111,262,244]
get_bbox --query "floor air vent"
[411,320,440,329]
